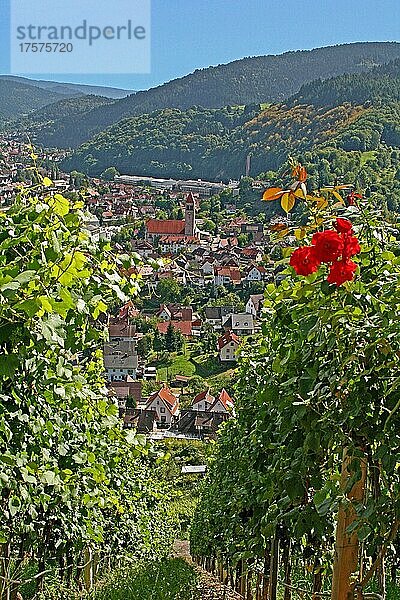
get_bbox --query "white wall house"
[145,385,179,426]
[246,294,264,318]
[218,331,240,362]
[104,340,138,382]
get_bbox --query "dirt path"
[173,541,242,600]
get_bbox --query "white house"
[145,385,179,426]
[201,260,216,275]
[103,340,138,381]
[210,389,234,413]
[218,331,240,362]
[246,265,268,282]
[246,294,264,318]
[222,313,255,336]
[192,389,215,412]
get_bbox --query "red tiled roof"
[157,320,192,337]
[218,388,234,409]
[193,389,215,405]
[218,330,240,350]
[146,219,185,234]
[214,266,242,282]
[147,386,177,408]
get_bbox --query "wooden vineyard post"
[83,547,93,593]
[331,449,367,600]
[262,546,271,600]
[269,533,279,600]
[240,560,247,597]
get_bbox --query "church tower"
[184,192,196,236]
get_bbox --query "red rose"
[335,218,353,234]
[343,235,361,259]
[327,259,357,286]
[289,246,320,276]
[312,230,344,263]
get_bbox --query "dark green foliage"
[292,59,400,107]
[0,80,62,119]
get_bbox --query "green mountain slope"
[20,42,400,148]
[0,80,63,119]
[63,60,400,181]
[10,95,114,145]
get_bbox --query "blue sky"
[0,0,399,91]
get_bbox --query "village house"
[204,306,239,329]
[222,313,255,335]
[214,266,242,287]
[108,377,142,408]
[240,247,264,262]
[120,408,158,433]
[157,304,193,322]
[103,340,138,381]
[157,320,193,338]
[218,331,241,362]
[246,265,268,282]
[246,294,264,318]
[145,385,179,426]
[192,389,215,412]
[175,410,229,437]
[210,389,234,413]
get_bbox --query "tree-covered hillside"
[0,80,63,119]
[15,42,400,148]
[10,95,114,143]
[63,97,400,184]
[291,58,400,106]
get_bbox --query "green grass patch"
[191,353,228,378]
[360,150,377,166]
[156,353,197,381]
[93,558,198,600]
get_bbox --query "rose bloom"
[327,259,357,286]
[312,230,344,263]
[289,246,320,276]
[335,218,353,234]
[343,235,361,258]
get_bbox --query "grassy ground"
[154,347,234,385]
[92,558,198,600]
[360,150,377,166]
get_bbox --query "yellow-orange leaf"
[295,227,306,240]
[281,192,296,213]
[316,197,329,209]
[330,190,345,204]
[263,187,284,201]
[277,228,289,238]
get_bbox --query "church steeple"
[184,192,196,236]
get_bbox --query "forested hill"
[291,58,400,106]
[0,80,63,119]
[63,62,400,182]
[14,42,400,148]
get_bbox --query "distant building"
[145,385,179,426]
[222,313,255,336]
[218,331,240,362]
[192,389,215,412]
[246,294,264,318]
[104,340,138,381]
[145,192,198,242]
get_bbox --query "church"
[145,192,199,243]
